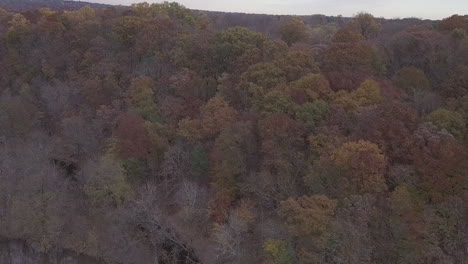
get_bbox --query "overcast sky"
[88,0,468,19]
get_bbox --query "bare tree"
[159,143,190,197]
[0,136,70,252]
[128,186,200,264]
[54,115,100,163]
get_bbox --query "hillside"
[0,0,436,38]
[0,0,109,12]
[0,2,467,264]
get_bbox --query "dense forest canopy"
[0,1,467,264]
[0,0,110,12]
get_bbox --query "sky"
[88,0,468,20]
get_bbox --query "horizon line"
[61,0,465,20]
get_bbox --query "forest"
[0,1,467,263]
[0,0,110,12]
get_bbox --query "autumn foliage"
[0,2,466,264]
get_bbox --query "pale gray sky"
[89,0,468,19]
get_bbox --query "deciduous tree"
[82,154,133,208]
[290,73,333,102]
[394,66,431,95]
[353,102,418,163]
[114,113,151,160]
[263,239,298,264]
[112,16,145,47]
[209,122,255,221]
[294,100,329,130]
[438,15,468,32]
[413,123,468,200]
[441,65,468,98]
[427,108,466,138]
[348,13,382,40]
[279,195,337,237]
[212,27,268,74]
[332,140,388,194]
[276,51,319,82]
[279,17,308,46]
[236,62,286,106]
[333,79,383,111]
[129,76,159,122]
[200,95,238,138]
